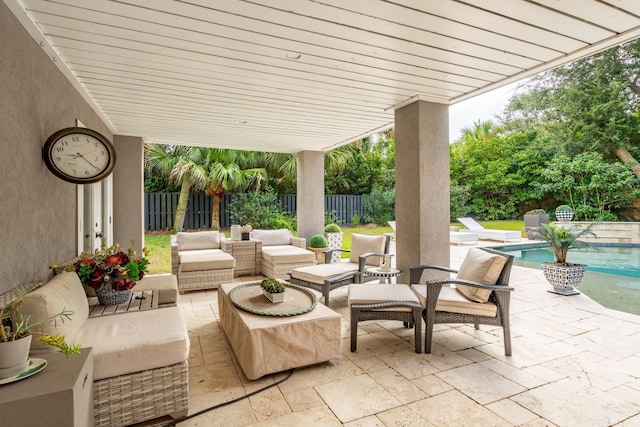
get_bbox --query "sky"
[448,81,521,143]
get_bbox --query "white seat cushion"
[262,245,315,264]
[290,262,359,285]
[411,284,497,317]
[180,252,235,272]
[252,229,292,246]
[176,231,221,250]
[349,284,420,312]
[76,306,189,380]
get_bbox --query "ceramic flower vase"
[95,285,132,306]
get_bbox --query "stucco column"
[394,100,450,275]
[112,135,144,253]
[296,150,325,242]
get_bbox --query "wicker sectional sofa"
[0,273,190,427]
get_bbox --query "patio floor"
[158,240,640,426]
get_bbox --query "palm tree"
[144,144,207,232]
[202,149,267,230]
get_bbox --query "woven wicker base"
[177,268,234,292]
[94,361,189,427]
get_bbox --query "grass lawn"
[143,221,525,275]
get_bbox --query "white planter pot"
[263,290,285,303]
[556,211,574,222]
[541,262,586,295]
[325,232,343,263]
[0,335,32,378]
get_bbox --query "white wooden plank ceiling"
[6,0,640,153]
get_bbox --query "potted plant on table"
[324,223,342,263]
[539,222,595,295]
[308,234,329,264]
[260,278,286,303]
[1,291,81,378]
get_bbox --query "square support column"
[113,135,144,253]
[296,150,325,242]
[395,100,450,275]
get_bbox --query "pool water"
[495,245,640,315]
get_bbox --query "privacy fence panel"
[145,193,366,231]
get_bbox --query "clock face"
[43,127,116,184]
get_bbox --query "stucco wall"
[0,3,113,294]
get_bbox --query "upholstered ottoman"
[218,281,341,380]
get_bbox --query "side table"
[364,267,404,284]
[223,239,261,276]
[0,347,94,426]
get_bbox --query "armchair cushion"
[349,234,385,266]
[411,285,498,317]
[20,271,89,354]
[290,262,359,285]
[176,231,221,250]
[455,248,507,303]
[261,245,315,264]
[179,252,235,272]
[251,229,292,246]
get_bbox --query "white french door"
[77,176,113,254]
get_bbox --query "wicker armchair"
[288,234,391,307]
[409,247,515,356]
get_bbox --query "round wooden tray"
[229,282,318,316]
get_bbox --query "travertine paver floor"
[149,241,640,427]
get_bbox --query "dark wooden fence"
[144,193,367,231]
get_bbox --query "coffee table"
[364,267,404,284]
[218,281,342,380]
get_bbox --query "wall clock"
[43,127,116,184]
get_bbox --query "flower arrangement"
[240,224,253,233]
[64,242,149,291]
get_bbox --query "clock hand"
[74,152,99,170]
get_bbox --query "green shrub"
[309,234,328,248]
[324,223,341,233]
[555,205,573,212]
[525,209,547,215]
[351,214,360,227]
[228,187,295,230]
[362,187,395,225]
[260,278,286,293]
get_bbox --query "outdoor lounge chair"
[457,217,521,243]
[409,247,515,356]
[288,234,391,307]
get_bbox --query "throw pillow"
[455,248,507,303]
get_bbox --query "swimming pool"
[493,244,640,315]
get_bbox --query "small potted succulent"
[555,205,574,222]
[324,224,342,263]
[260,278,286,303]
[1,290,81,378]
[308,234,329,264]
